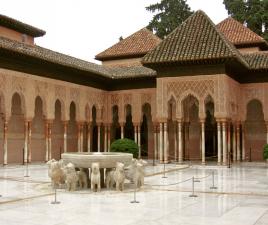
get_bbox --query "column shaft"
[138,125,141,158]
[164,122,168,163]
[48,121,52,160]
[87,123,91,152]
[201,120,205,165]
[24,121,28,164]
[104,126,107,152]
[45,121,49,161]
[242,122,245,161]
[232,123,236,162]
[107,125,111,152]
[174,122,177,161]
[28,121,32,163]
[97,124,101,152]
[3,120,8,165]
[159,123,163,162]
[77,124,81,152]
[222,121,227,166]
[178,121,183,164]
[63,122,67,153]
[217,121,222,165]
[236,123,241,161]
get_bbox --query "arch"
[31,96,46,162]
[92,105,98,152]
[204,96,217,159]
[10,92,26,116]
[0,92,5,164]
[141,103,153,159]
[167,96,177,161]
[111,105,120,142]
[245,99,266,161]
[53,98,66,121]
[67,101,78,152]
[182,94,200,161]
[52,99,64,159]
[124,104,134,140]
[8,92,25,163]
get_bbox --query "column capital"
[199,118,206,123]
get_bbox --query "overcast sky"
[2,0,228,63]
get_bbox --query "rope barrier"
[149,177,193,187]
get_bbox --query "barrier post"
[210,171,217,189]
[24,158,29,178]
[189,176,197,197]
[194,167,200,182]
[51,188,60,204]
[162,162,167,178]
[130,184,139,204]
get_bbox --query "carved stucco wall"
[157,74,243,121]
[0,68,107,122]
[107,88,156,124]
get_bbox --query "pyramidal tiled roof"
[95,28,161,61]
[217,17,266,46]
[142,10,248,67]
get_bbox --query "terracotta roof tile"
[242,52,268,70]
[0,36,156,79]
[95,28,161,61]
[217,17,266,46]
[0,14,46,37]
[142,11,248,67]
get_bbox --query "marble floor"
[0,162,268,225]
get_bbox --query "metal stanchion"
[162,162,167,178]
[189,176,197,197]
[194,167,200,182]
[210,171,217,189]
[130,184,139,204]
[51,188,60,204]
[24,159,29,178]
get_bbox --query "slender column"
[178,120,183,164]
[174,121,177,161]
[120,123,124,139]
[77,123,81,152]
[45,121,49,161]
[232,123,236,162]
[266,121,268,143]
[63,121,68,153]
[104,125,107,152]
[24,120,28,164]
[227,122,231,162]
[222,121,227,166]
[153,124,157,162]
[48,121,52,160]
[164,122,169,163]
[201,119,205,165]
[87,122,91,152]
[80,123,84,152]
[28,121,32,163]
[217,121,222,165]
[134,126,137,143]
[159,123,163,162]
[107,125,111,152]
[236,122,241,162]
[3,119,8,165]
[138,125,141,158]
[97,124,101,152]
[242,122,246,161]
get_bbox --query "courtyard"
[0,162,267,225]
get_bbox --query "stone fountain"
[61,152,133,169]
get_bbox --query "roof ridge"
[95,27,161,60]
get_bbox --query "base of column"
[217,162,222,166]
[222,163,227,166]
[201,162,206,165]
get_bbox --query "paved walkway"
[0,162,267,225]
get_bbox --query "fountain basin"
[61,152,133,169]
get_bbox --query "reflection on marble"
[0,162,267,225]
